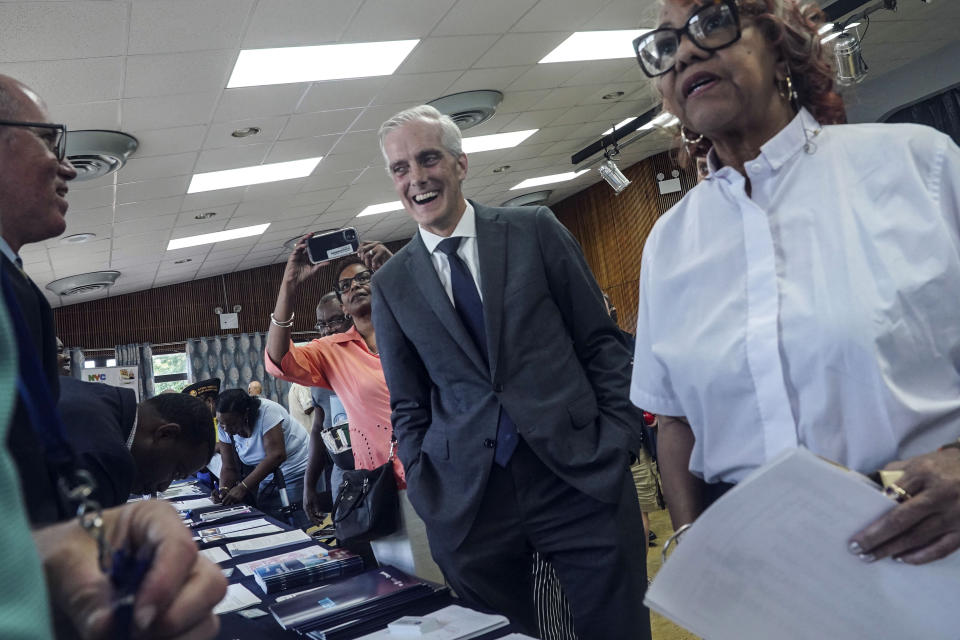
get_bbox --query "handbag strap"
[332,476,369,523]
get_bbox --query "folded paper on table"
[213,583,261,615]
[645,447,960,640]
[227,529,311,557]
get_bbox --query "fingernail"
[135,605,156,631]
[858,553,876,562]
[84,608,110,635]
[848,541,863,554]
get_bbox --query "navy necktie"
[437,237,517,466]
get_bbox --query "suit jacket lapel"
[474,203,506,383]
[405,232,488,372]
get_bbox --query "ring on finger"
[884,482,912,502]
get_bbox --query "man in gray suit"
[371,105,650,639]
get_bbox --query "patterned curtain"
[115,343,155,399]
[185,332,291,408]
[885,85,960,145]
[66,347,85,379]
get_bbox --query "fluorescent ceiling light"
[640,113,679,130]
[821,31,843,44]
[359,201,404,217]
[106,359,117,367]
[603,118,637,135]
[187,157,322,194]
[510,171,588,190]
[462,129,538,153]
[228,40,420,88]
[540,30,649,63]
[844,21,861,30]
[84,361,95,369]
[167,223,271,251]
[818,23,837,35]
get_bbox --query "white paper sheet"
[172,497,215,511]
[199,524,282,543]
[196,518,273,536]
[226,529,311,557]
[213,583,260,615]
[199,546,231,564]
[645,448,960,640]
[356,605,509,639]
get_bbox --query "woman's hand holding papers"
[850,448,960,564]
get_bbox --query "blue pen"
[109,547,154,639]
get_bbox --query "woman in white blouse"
[630,0,960,564]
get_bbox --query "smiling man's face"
[383,119,467,237]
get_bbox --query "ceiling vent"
[501,190,552,207]
[65,130,139,182]
[428,90,503,130]
[46,271,121,297]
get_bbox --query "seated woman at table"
[213,388,310,525]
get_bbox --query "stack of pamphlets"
[269,566,447,638]
[253,548,364,594]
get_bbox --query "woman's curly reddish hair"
[680,0,846,160]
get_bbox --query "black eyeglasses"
[336,270,372,294]
[0,120,68,161]
[315,315,348,331]
[633,0,741,78]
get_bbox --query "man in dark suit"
[0,74,78,523]
[371,105,650,639]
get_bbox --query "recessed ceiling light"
[60,233,97,245]
[231,126,261,138]
[194,211,217,220]
[227,40,420,88]
[187,157,322,194]
[510,171,589,190]
[603,117,637,135]
[602,91,625,100]
[167,223,271,250]
[358,201,404,217]
[174,258,193,264]
[492,165,511,173]
[539,30,650,64]
[462,129,538,153]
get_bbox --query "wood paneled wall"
[54,240,408,351]
[55,150,691,350]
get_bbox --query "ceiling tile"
[280,108,363,139]
[121,92,221,131]
[113,213,180,237]
[132,125,209,157]
[176,206,238,228]
[205,117,286,150]
[341,0,457,40]
[264,135,340,164]
[214,85,309,122]
[51,101,122,131]
[123,51,236,98]
[298,77,389,113]
[195,144,271,173]
[115,152,198,183]
[497,89,552,114]
[511,0,605,32]
[374,71,461,106]
[0,57,123,107]
[506,63,583,92]
[398,36,499,74]
[128,0,255,55]
[0,2,128,62]
[115,196,185,222]
[66,185,116,211]
[242,0,364,48]
[444,67,528,95]
[562,59,639,87]
[433,0,539,36]
[116,176,192,205]
[583,0,657,29]
[499,107,568,130]
[474,33,569,68]
[181,187,245,212]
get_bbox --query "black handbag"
[332,439,400,544]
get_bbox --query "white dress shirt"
[418,200,483,303]
[631,108,960,483]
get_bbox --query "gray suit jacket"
[371,202,642,546]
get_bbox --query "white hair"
[378,104,463,167]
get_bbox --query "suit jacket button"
[483,438,496,448]
[494,383,503,392]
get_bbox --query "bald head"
[0,75,44,121]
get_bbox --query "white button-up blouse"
[631,108,960,483]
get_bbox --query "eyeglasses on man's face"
[0,120,68,161]
[336,270,372,294]
[315,315,348,331]
[633,0,742,78]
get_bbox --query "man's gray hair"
[378,104,463,167]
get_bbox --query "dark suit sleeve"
[534,206,643,451]
[371,275,434,471]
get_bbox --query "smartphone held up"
[305,228,360,264]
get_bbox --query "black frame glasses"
[315,315,348,332]
[633,0,742,78]
[336,270,372,294]
[0,120,68,161]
